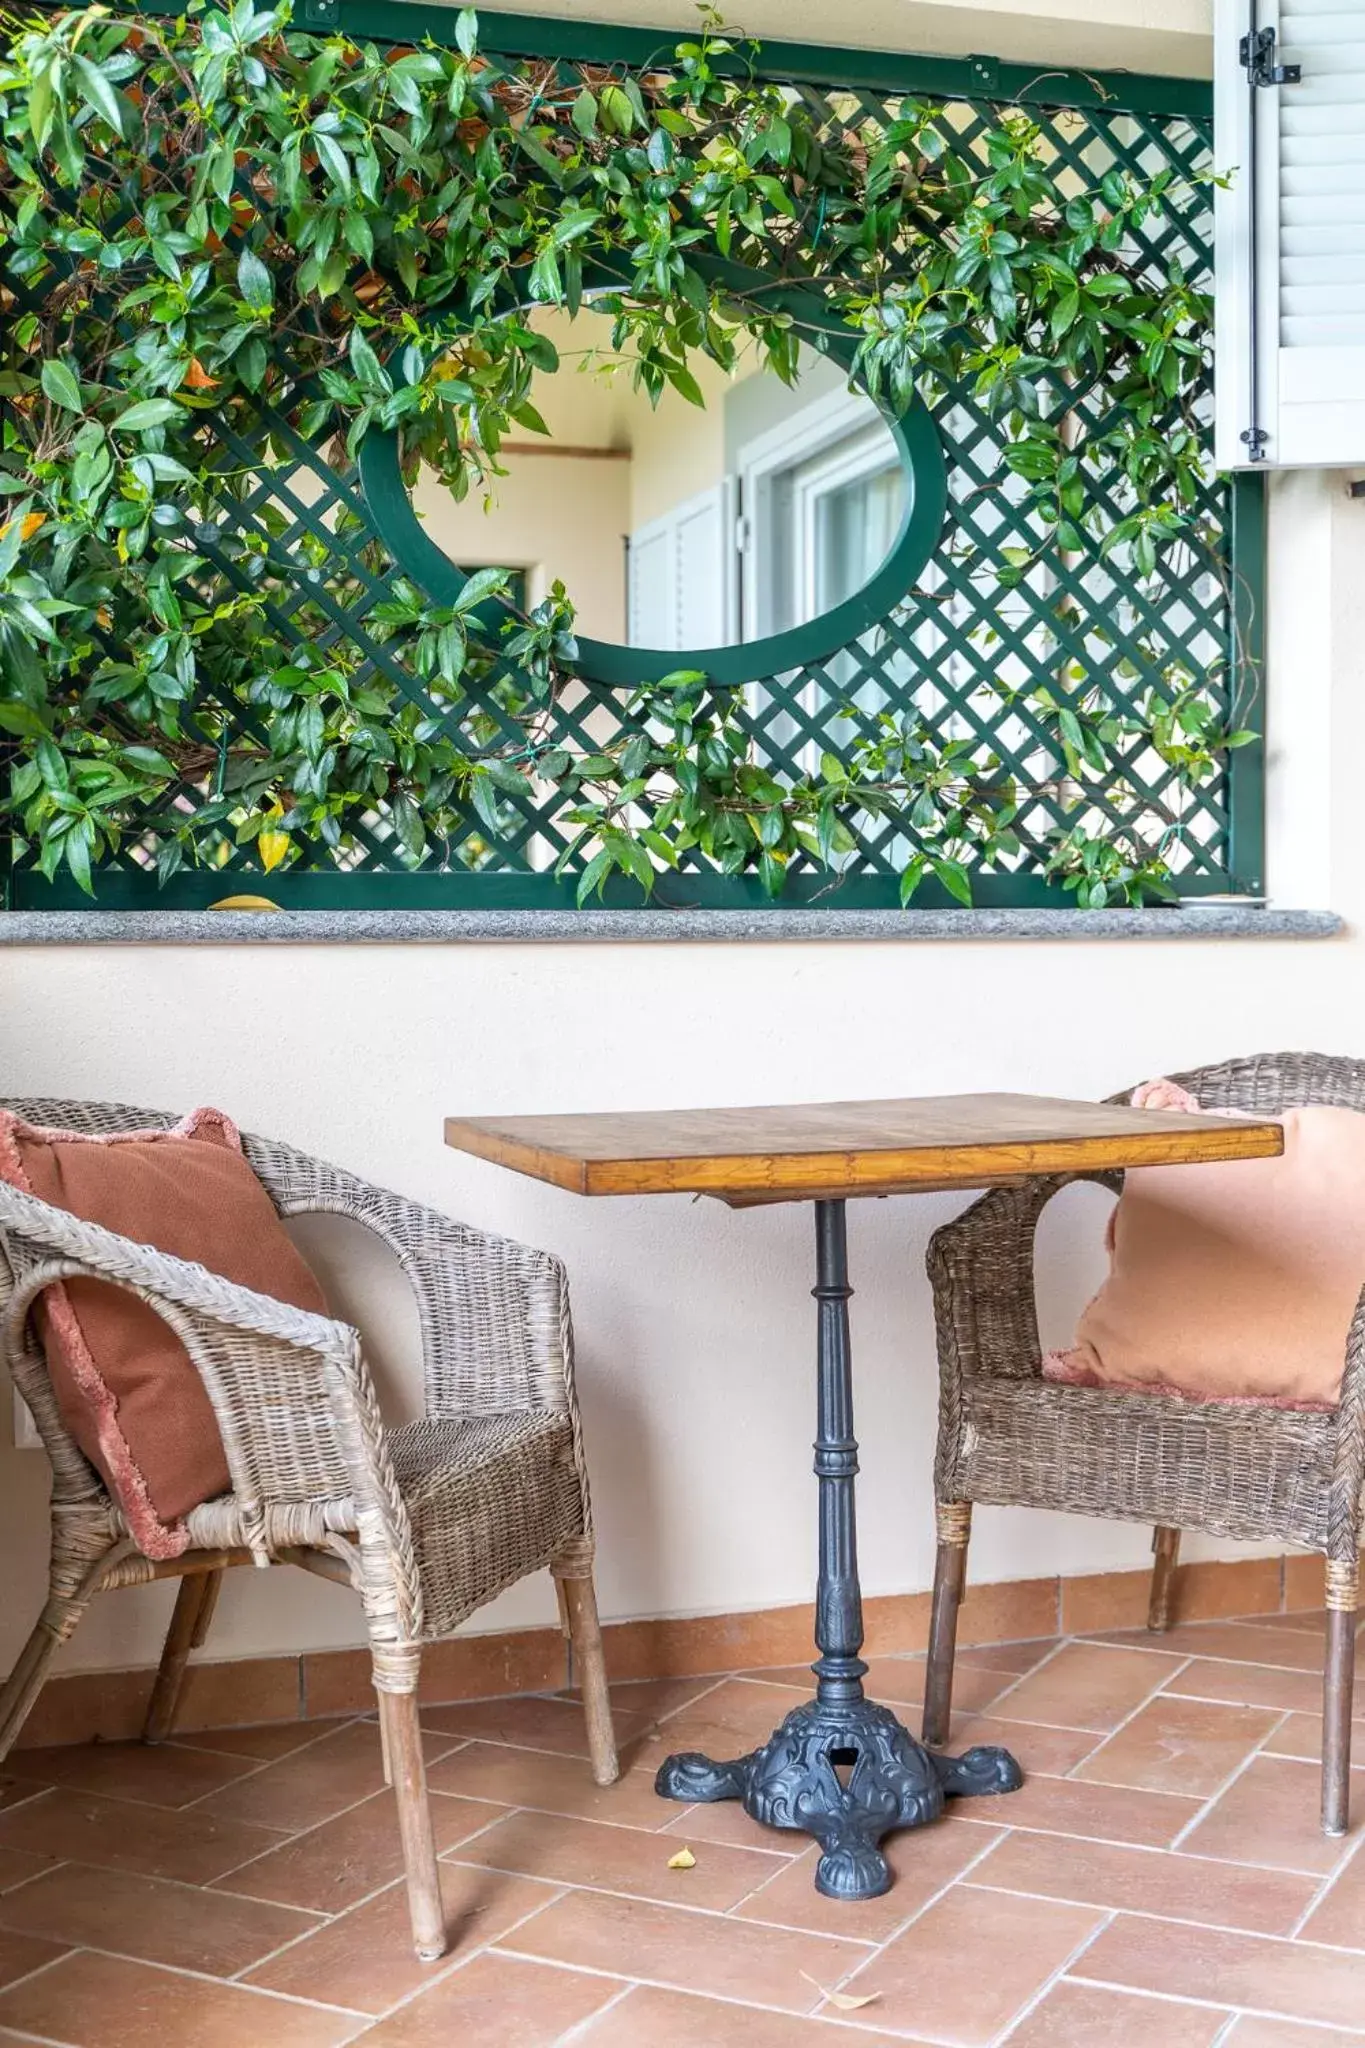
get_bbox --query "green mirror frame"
[358,266,948,688]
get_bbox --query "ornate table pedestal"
[654,1199,1020,1898]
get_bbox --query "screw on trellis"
[297,0,340,25]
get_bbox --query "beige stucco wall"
[470,0,1213,78]
[5,0,1361,1684]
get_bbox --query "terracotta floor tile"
[973,1771,1201,1848]
[1261,1711,1365,1765]
[940,1714,1099,1778]
[419,1692,652,1760]
[0,1926,67,1992]
[0,1783,43,1817]
[1116,1623,1324,1672]
[970,1828,1318,1935]
[352,1950,620,2047]
[1075,1696,1282,1797]
[986,1643,1185,1732]
[195,1718,414,1832]
[7,1737,256,1809]
[576,1984,912,2046]
[1004,1979,1228,2047]
[632,1679,818,1766]
[658,1797,805,1854]
[503,1887,872,2013]
[1180,1754,1357,1874]
[0,1861,321,1977]
[735,1819,1003,1942]
[1296,1839,1365,1948]
[0,1847,52,1895]
[213,1787,501,1913]
[958,1638,1062,1675]
[1075,1912,1365,2031]
[0,1786,288,1885]
[247,1864,561,2015]
[0,1950,359,2048]
[1224,2020,1365,2046]
[836,1884,1105,2045]
[559,1675,729,1724]
[426,1742,674,1829]
[750,1659,1008,1715]
[175,1718,355,1762]
[451,1806,782,1910]
[1164,1660,1329,1716]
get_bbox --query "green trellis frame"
[3,2,1266,913]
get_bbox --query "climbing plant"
[0,0,1251,903]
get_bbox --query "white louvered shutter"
[1215,0,1365,468]
[626,485,729,648]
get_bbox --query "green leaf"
[571,89,598,139]
[455,7,479,57]
[72,54,124,135]
[111,398,182,433]
[237,245,273,309]
[40,358,84,414]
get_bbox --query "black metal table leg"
[656,1198,1021,1899]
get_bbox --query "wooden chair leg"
[144,1568,222,1746]
[0,1617,65,1764]
[922,1501,971,1749]
[1323,1558,1358,1838]
[0,1544,118,1764]
[557,1567,618,1787]
[378,1683,446,1962]
[1148,1527,1182,1632]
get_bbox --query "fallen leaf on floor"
[666,1846,697,1870]
[800,1971,879,2011]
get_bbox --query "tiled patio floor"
[0,1615,1363,2044]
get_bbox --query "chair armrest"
[926,1170,1122,1386]
[242,1135,575,1424]
[0,1182,416,1598]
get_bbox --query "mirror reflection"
[412,303,907,652]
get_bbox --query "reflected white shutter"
[1216,0,1365,467]
[626,485,729,649]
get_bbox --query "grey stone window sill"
[0,906,1343,944]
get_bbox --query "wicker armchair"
[923,1052,1365,1839]
[0,1099,617,1961]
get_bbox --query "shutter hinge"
[1239,26,1301,88]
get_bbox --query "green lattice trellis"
[3,5,1264,912]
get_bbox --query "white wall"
[470,0,1213,79]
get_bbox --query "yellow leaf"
[209,894,281,911]
[0,510,46,543]
[665,1846,696,1870]
[800,1972,878,2011]
[258,829,291,873]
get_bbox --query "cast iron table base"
[655,1199,1022,1899]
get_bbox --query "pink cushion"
[1042,1083,1365,1410]
[0,1108,328,1558]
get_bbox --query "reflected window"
[411,305,906,658]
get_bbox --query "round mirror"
[362,295,946,688]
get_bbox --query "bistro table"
[444,1093,1283,1901]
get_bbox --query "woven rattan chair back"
[922,1052,1365,1842]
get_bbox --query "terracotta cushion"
[0,1108,328,1557]
[1042,1082,1365,1410]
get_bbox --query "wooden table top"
[444,1093,1284,1203]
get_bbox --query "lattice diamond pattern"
[15,42,1242,903]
